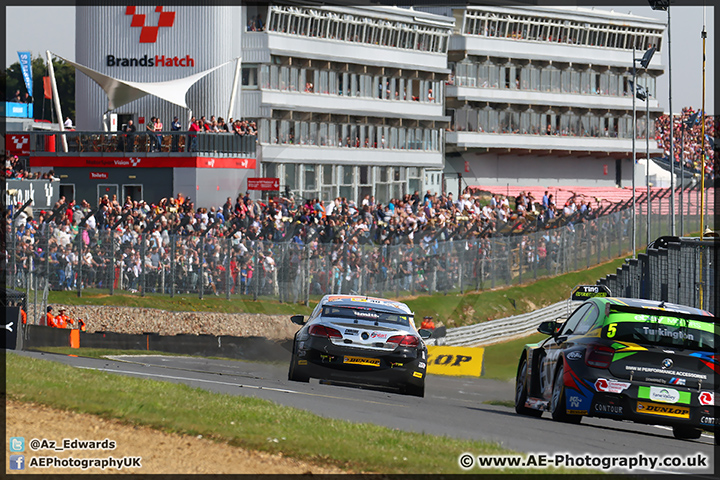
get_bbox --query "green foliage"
[48,257,624,323]
[404,258,626,328]
[482,333,547,381]
[4,56,75,121]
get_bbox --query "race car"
[288,295,430,397]
[515,295,718,441]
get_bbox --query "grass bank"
[481,333,547,382]
[47,257,625,328]
[7,352,578,474]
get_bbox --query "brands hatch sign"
[106,6,195,68]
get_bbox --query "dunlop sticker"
[636,401,690,419]
[343,356,380,367]
[426,346,484,377]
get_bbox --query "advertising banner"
[426,345,484,377]
[17,51,33,95]
[30,156,256,170]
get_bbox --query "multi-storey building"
[420,5,665,191]
[242,4,453,202]
[67,4,666,205]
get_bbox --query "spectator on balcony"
[188,116,201,152]
[120,119,136,152]
[171,116,181,151]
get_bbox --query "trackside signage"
[426,346,484,377]
[247,178,280,191]
[571,285,611,301]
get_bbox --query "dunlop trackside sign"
[426,346,484,377]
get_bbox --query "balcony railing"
[28,131,257,157]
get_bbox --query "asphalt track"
[13,350,716,475]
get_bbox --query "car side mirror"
[418,328,432,339]
[537,320,557,336]
[290,314,305,325]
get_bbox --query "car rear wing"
[606,303,719,324]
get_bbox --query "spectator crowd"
[655,106,717,179]
[6,180,602,299]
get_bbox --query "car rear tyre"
[672,426,702,440]
[288,358,310,382]
[550,366,581,424]
[288,340,310,383]
[405,383,425,398]
[515,358,542,417]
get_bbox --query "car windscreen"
[322,306,412,327]
[602,312,717,351]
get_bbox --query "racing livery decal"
[594,378,631,393]
[636,401,690,419]
[698,391,714,406]
[638,386,690,404]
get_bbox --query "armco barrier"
[444,301,581,347]
[24,325,292,363]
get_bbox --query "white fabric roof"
[51,52,236,111]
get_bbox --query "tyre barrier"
[23,324,293,363]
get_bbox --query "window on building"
[242,66,258,89]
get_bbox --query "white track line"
[78,366,298,393]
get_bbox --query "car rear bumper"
[293,337,426,388]
[582,391,716,430]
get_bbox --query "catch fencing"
[598,237,718,314]
[5,205,712,325]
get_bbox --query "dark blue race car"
[515,295,718,441]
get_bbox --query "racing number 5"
[606,323,617,338]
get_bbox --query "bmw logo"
[361,332,369,340]
[662,358,673,369]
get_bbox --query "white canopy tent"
[49,52,238,128]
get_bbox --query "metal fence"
[5,205,714,322]
[28,131,257,157]
[599,237,718,314]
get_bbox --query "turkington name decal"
[106,54,195,67]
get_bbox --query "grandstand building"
[71,4,452,205]
[419,5,666,192]
[63,4,667,205]
[244,4,452,202]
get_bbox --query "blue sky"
[5,5,715,114]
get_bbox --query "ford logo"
[361,332,369,340]
[662,358,673,369]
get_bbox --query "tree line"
[2,56,75,122]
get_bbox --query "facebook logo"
[10,455,25,470]
[9,437,25,452]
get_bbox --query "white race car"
[288,295,430,397]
